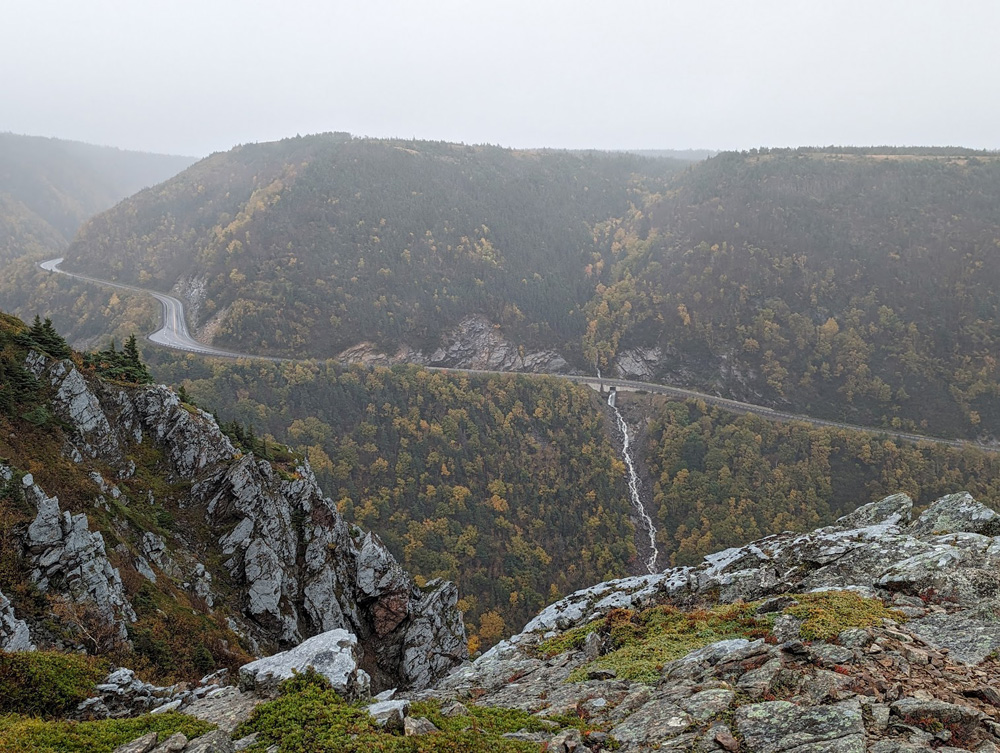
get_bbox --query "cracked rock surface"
[407,491,1000,751]
[11,349,466,692]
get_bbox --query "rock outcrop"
[13,350,466,691]
[77,667,239,721]
[612,347,663,382]
[337,314,574,375]
[238,628,370,699]
[427,315,570,373]
[0,586,34,651]
[512,490,1000,638]
[25,350,123,463]
[413,491,1000,751]
[17,466,136,635]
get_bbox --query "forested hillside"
[643,397,1000,565]
[147,349,1000,646]
[585,149,1000,438]
[60,134,682,358]
[149,354,636,650]
[46,141,1000,440]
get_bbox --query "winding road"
[40,258,281,361]
[40,257,1000,454]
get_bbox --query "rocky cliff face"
[337,314,573,374]
[82,487,1000,753]
[0,585,33,652]
[22,467,138,634]
[413,491,1000,751]
[6,350,466,690]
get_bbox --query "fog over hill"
[0,132,196,252]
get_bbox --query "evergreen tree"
[85,333,152,383]
[27,315,71,359]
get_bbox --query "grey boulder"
[735,699,865,752]
[239,628,370,699]
[909,492,1000,537]
[837,492,913,528]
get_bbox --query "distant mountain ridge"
[23,139,1000,440]
[0,133,197,347]
[0,132,196,249]
[60,133,682,360]
[625,147,717,161]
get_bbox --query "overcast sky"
[3,0,998,157]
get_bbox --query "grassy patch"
[567,604,774,684]
[0,652,106,717]
[125,581,253,685]
[235,670,554,752]
[783,591,905,641]
[544,592,906,686]
[0,711,213,753]
[536,621,601,658]
[408,700,555,736]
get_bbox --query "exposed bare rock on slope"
[17,349,466,690]
[428,315,571,373]
[416,490,1000,751]
[0,585,34,651]
[18,466,136,634]
[337,315,573,375]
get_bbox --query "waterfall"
[608,389,659,574]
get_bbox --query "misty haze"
[2,3,1000,752]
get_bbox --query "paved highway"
[40,257,1000,454]
[41,258,282,361]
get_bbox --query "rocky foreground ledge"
[417,490,1000,752]
[97,490,1000,752]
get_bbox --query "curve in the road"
[41,258,284,361]
[40,257,1000,455]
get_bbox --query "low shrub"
[235,669,553,752]
[567,602,774,684]
[0,711,213,753]
[783,591,905,640]
[0,651,106,717]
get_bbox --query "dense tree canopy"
[60,135,681,357]
[584,151,1000,438]
[152,354,637,645]
[645,398,1000,565]
[45,143,1000,442]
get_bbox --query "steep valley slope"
[0,311,464,691]
[148,349,1000,653]
[586,148,1000,439]
[56,133,682,362]
[30,141,1000,446]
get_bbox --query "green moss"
[567,604,774,685]
[783,591,905,641]
[0,652,106,717]
[536,621,600,658]
[408,700,554,736]
[549,592,905,687]
[235,670,553,752]
[0,711,213,753]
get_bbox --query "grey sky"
[4,0,998,157]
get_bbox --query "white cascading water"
[607,389,660,574]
